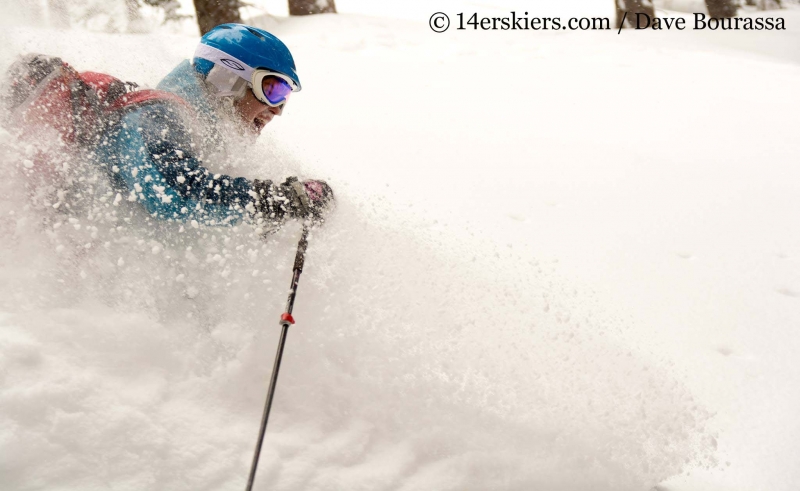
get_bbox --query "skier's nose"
[266,105,283,117]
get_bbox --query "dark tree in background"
[192,0,335,34]
[616,0,738,27]
[615,0,656,29]
[193,0,243,35]
[705,0,738,17]
[288,0,337,15]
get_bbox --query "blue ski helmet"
[193,24,301,91]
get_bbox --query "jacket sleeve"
[103,102,262,225]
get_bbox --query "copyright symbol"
[429,12,450,33]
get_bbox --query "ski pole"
[245,225,310,491]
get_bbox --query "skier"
[95,23,334,229]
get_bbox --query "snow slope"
[1,2,799,490]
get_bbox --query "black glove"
[252,177,334,225]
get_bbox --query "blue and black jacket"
[96,60,282,225]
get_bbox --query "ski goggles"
[251,69,296,108]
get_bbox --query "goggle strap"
[206,65,249,98]
[195,44,255,81]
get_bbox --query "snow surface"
[1,1,799,490]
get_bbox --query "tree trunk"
[706,0,738,17]
[288,0,337,16]
[193,0,242,35]
[615,0,656,29]
[126,0,141,20]
[48,0,71,28]
[126,0,149,33]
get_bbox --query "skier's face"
[233,89,282,135]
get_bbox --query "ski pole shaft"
[245,226,310,491]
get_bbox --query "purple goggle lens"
[260,76,293,106]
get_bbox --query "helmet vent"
[245,27,266,40]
